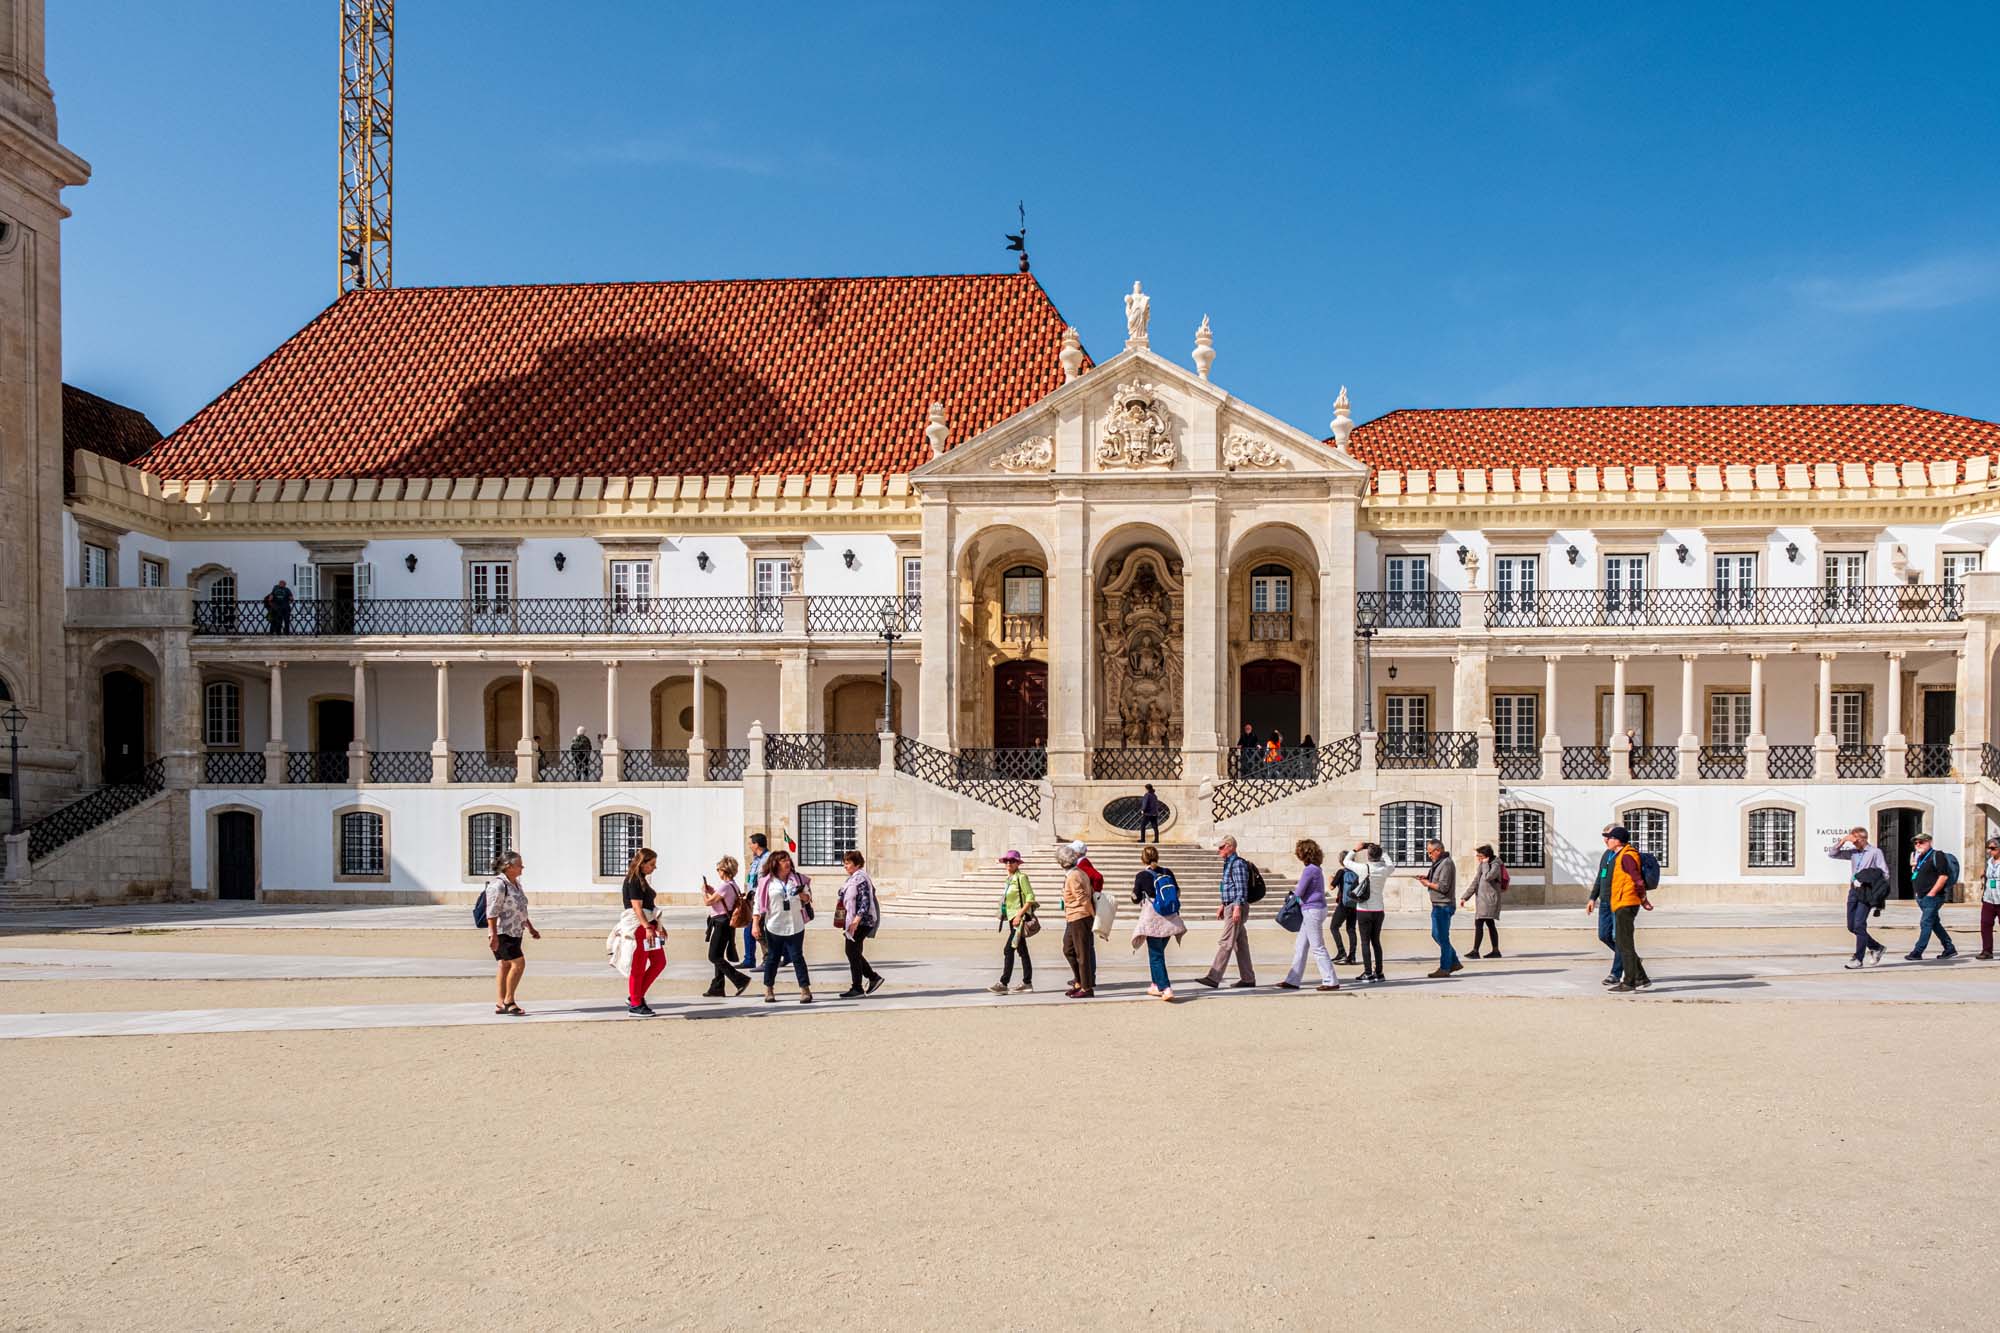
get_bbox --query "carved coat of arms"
[1097,383,1176,468]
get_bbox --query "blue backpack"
[1150,867,1182,916]
[1637,850,1662,893]
[472,889,489,929]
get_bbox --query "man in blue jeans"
[1906,832,1959,960]
[742,833,769,971]
[1417,839,1462,979]
[1587,827,1623,987]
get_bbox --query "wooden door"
[216,812,256,900]
[993,660,1048,749]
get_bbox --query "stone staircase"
[888,841,1235,918]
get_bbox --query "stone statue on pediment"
[1124,281,1151,344]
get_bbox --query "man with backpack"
[1906,832,1960,961]
[1602,825,1653,993]
[1198,836,1257,989]
[1828,827,1889,968]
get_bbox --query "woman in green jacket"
[989,849,1036,994]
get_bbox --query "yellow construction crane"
[338,0,393,293]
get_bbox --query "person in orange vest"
[1604,825,1653,992]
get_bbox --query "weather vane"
[1004,201,1029,273]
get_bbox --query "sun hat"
[998,850,1022,863]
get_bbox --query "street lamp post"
[1354,604,1380,734]
[878,604,902,735]
[3,704,25,835]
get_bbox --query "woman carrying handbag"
[701,856,752,997]
[836,849,885,998]
[754,848,814,1004]
[990,850,1038,994]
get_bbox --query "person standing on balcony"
[701,856,752,997]
[1604,826,1653,993]
[836,849,884,998]
[1462,844,1505,958]
[1238,722,1259,774]
[1059,844,1096,998]
[990,850,1036,994]
[754,848,814,1004]
[1137,784,1164,844]
[1197,836,1257,989]
[1828,827,1888,968]
[742,833,769,972]
[1344,843,1393,982]
[617,848,666,1016]
[1418,839,1462,979]
[568,726,592,780]
[1586,826,1624,988]
[1279,838,1340,992]
[1905,832,1959,961]
[1129,844,1186,1000]
[262,578,293,634]
[483,851,539,1016]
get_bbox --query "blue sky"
[52,1,2000,435]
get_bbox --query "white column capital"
[1818,650,1839,662]
[1679,651,1700,663]
[1886,649,1906,661]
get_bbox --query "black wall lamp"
[1456,544,1470,565]
[1785,542,1800,563]
[843,549,857,569]
[554,551,567,572]
[404,553,418,573]
[1566,544,1581,566]
[1387,664,1399,680]
[696,551,710,572]
[1675,543,1690,564]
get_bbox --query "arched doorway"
[823,676,900,735]
[993,660,1048,749]
[215,810,257,900]
[101,668,150,783]
[1240,659,1302,746]
[1876,807,1926,899]
[486,680,559,754]
[650,676,727,750]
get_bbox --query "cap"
[1606,825,1631,843]
[1069,839,1088,857]
[998,850,1022,863]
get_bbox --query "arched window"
[1250,563,1292,614]
[339,811,386,877]
[799,800,858,867]
[1001,565,1045,615]
[598,812,646,878]
[0,674,11,700]
[1379,800,1442,866]
[467,812,514,878]
[1747,808,1796,868]
[1498,809,1544,868]
[1622,807,1670,868]
[204,681,242,748]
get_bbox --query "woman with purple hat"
[989,849,1038,994]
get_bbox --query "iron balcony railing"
[203,751,267,785]
[1698,745,1746,779]
[803,595,921,635]
[1478,584,1961,629]
[1766,744,1816,781]
[195,595,788,637]
[1496,748,1542,781]
[1248,612,1293,642]
[367,750,433,783]
[452,750,517,784]
[707,748,750,782]
[286,751,349,784]
[894,736,1041,820]
[1984,742,2000,783]
[26,759,166,862]
[621,748,688,781]
[763,732,879,771]
[1838,744,1884,780]
[1211,735,1362,821]
[1629,745,1679,781]
[1377,730,1478,770]
[1227,747,1321,780]
[537,749,605,783]
[957,747,1048,781]
[1562,745,1610,780]
[1356,590,1460,629]
[1906,742,1953,779]
[1090,747,1183,781]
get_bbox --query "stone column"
[263,660,287,784]
[1677,652,1699,779]
[1320,496,1358,738]
[349,659,370,776]
[515,661,536,783]
[916,499,954,750]
[1540,654,1562,776]
[159,632,203,790]
[1884,650,1907,770]
[430,660,450,784]
[1181,493,1223,780]
[1047,498,1088,781]
[602,659,622,783]
[1814,651,1838,779]
[1953,622,1989,780]
[688,659,708,784]
[1746,653,1769,782]
[1452,650,1490,766]
[1609,654,1631,781]
[778,650,811,733]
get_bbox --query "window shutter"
[355,562,374,603]
[294,564,317,599]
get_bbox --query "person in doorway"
[1137,784,1165,844]
[1828,827,1889,968]
[617,847,666,1015]
[1604,825,1653,992]
[483,851,540,1016]
[1461,844,1505,958]
[1344,842,1393,982]
[741,833,768,972]
[1586,825,1624,988]
[1238,722,1260,771]
[754,848,814,1003]
[702,856,752,996]
[1906,832,1958,960]
[1981,838,2000,960]
[1279,838,1340,991]
[1418,839,1461,978]
[1059,844,1096,998]
[1129,844,1186,1000]
[569,725,593,780]
[1198,836,1257,989]
[990,851,1036,994]
[1329,857,1360,966]
[1264,732,1284,770]
[837,849,884,998]
[262,578,293,634]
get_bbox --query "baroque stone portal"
[1096,547,1184,751]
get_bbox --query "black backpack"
[1245,861,1267,904]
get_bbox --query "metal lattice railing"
[894,736,1040,820]
[1377,731,1478,770]
[194,596,786,637]
[1629,745,1680,781]
[1838,744,1884,780]
[368,750,433,783]
[452,750,517,784]
[1227,747,1321,780]
[286,751,350,784]
[1496,748,1542,781]
[27,759,166,861]
[621,749,689,782]
[803,595,921,635]
[1984,742,2000,783]
[1212,734,1362,821]
[203,751,267,785]
[1767,744,1816,781]
[1906,742,1953,779]
[1479,584,1961,629]
[764,732,879,771]
[537,749,605,783]
[707,748,750,782]
[1562,745,1610,780]
[1698,745,1746,779]
[1356,590,1461,629]
[1090,748,1183,781]
[957,748,1048,780]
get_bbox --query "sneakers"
[1635,979,1654,991]
[1904,952,1925,961]
[838,987,864,999]
[865,976,885,995]
[1147,985,1162,997]
[1942,949,1959,960]
[1601,975,1621,987]
[1317,983,1342,992]
[987,982,1010,994]
[1487,950,1504,959]
[1608,982,1636,993]
[1013,982,1033,993]
[1844,959,1865,969]
[1159,988,1175,1001]
[626,1003,655,1016]
[1867,946,1885,966]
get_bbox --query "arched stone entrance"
[650,676,727,750]
[956,524,1052,748]
[822,675,899,735]
[485,678,559,754]
[1094,541,1184,753]
[1227,523,1322,750]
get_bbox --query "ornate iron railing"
[1479,584,1961,629]
[452,750,517,784]
[1000,613,1045,643]
[621,748,689,782]
[1227,747,1319,779]
[1627,745,1679,781]
[286,751,349,784]
[958,747,1048,780]
[1212,734,1363,821]
[1090,747,1183,781]
[193,596,786,637]
[26,759,166,861]
[1496,748,1542,781]
[368,750,433,783]
[537,749,604,782]
[1561,745,1610,780]
[1248,611,1293,642]
[1984,742,2000,783]
[1838,744,1884,780]
[894,736,1041,819]
[708,747,749,782]
[203,751,266,785]
[1376,731,1478,770]
[1906,742,1953,779]
[1698,745,1746,779]
[1356,590,1460,629]
[1767,744,1816,781]
[763,732,879,770]
[804,595,920,635]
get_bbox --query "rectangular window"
[1713,553,1755,620]
[902,557,923,604]
[467,812,513,878]
[1382,693,1429,734]
[1379,801,1442,867]
[1603,554,1648,620]
[1002,569,1044,615]
[339,812,386,877]
[1250,572,1292,614]
[609,559,652,608]
[1622,808,1671,868]
[1498,809,1544,868]
[139,557,166,588]
[81,543,110,588]
[469,561,512,608]
[1709,693,1752,747]
[1831,690,1865,747]
[1823,551,1866,617]
[1492,694,1538,751]
[1941,552,1981,585]
[1492,555,1539,626]
[1599,693,1647,746]
[598,813,646,878]
[1747,808,1796,868]
[754,558,796,598]
[1382,555,1431,626]
[204,682,242,748]
[799,800,859,866]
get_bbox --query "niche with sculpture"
[1096,549,1185,751]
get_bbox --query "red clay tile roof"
[1346,404,2000,485]
[139,273,1083,481]
[63,383,162,492]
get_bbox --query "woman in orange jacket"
[1604,825,1652,992]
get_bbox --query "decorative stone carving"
[1330,385,1354,451]
[1123,281,1151,348]
[925,402,949,459]
[1096,548,1184,752]
[1222,431,1285,470]
[995,434,1054,473]
[1192,314,1214,380]
[1059,326,1085,383]
[1097,382,1176,468]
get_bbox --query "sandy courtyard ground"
[2,906,1995,1331]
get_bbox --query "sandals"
[504,1003,526,1016]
